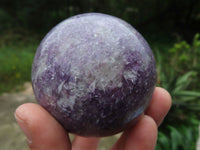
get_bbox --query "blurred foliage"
[156,123,199,150]
[169,34,200,79]
[0,44,37,93]
[0,0,200,41]
[0,28,40,47]
[155,33,200,150]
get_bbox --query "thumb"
[14,103,71,150]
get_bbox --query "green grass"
[0,43,38,94]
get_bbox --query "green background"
[0,0,200,149]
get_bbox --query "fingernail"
[14,109,32,144]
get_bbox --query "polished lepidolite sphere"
[32,13,157,137]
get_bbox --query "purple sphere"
[32,13,156,137]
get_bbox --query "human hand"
[14,87,171,150]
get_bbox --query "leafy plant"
[156,34,200,111]
[155,35,200,150]
[156,123,199,150]
[0,44,37,94]
[169,33,200,90]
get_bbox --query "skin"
[14,87,171,150]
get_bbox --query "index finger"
[145,87,172,126]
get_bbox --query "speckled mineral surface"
[32,13,157,137]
